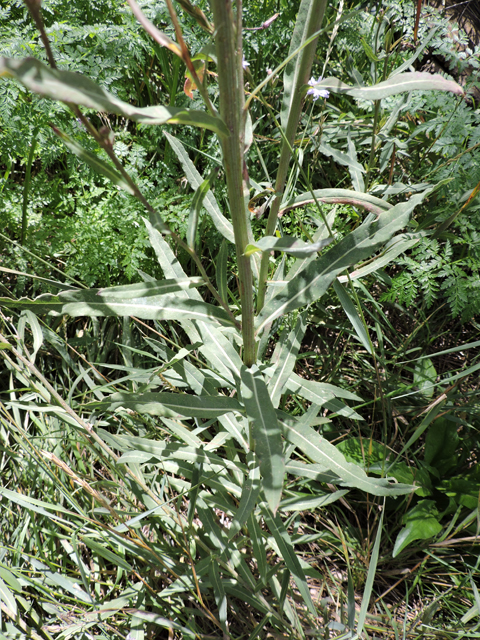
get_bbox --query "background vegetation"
[1,0,480,638]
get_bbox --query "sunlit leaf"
[0,57,229,136]
[245,235,332,258]
[312,72,464,101]
[241,365,284,513]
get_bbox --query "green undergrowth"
[1,0,480,638]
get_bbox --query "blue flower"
[307,76,329,100]
[242,56,250,70]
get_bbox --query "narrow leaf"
[216,240,228,305]
[245,235,332,259]
[280,188,391,217]
[256,192,428,334]
[228,456,261,539]
[333,279,372,353]
[176,0,214,33]
[240,365,285,513]
[1,289,235,327]
[278,417,414,496]
[312,72,464,101]
[262,506,316,616]
[52,127,135,194]
[91,391,242,418]
[0,57,229,136]
[356,509,384,635]
[187,168,217,250]
[209,563,228,633]
[347,131,365,192]
[164,132,234,242]
[268,312,307,408]
[318,142,365,173]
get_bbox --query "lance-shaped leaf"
[318,142,365,174]
[241,365,285,514]
[347,131,365,192]
[278,415,414,496]
[262,506,316,616]
[336,233,421,284]
[0,57,229,136]
[187,167,217,250]
[333,279,372,354]
[176,0,214,33]
[52,127,135,194]
[281,0,326,130]
[311,72,464,101]
[91,391,242,418]
[228,455,261,540]
[280,188,391,217]
[126,0,183,57]
[268,312,307,408]
[0,282,235,327]
[245,235,332,259]
[164,132,234,243]
[256,192,428,334]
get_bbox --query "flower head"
[307,76,329,100]
[242,56,250,70]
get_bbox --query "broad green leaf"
[245,235,332,258]
[393,500,442,557]
[241,365,285,514]
[262,506,316,616]
[0,57,229,136]
[256,192,428,334]
[0,286,235,327]
[278,416,414,496]
[312,72,464,101]
[414,357,437,399]
[268,312,307,408]
[164,132,234,242]
[91,391,242,418]
[318,142,365,173]
[424,417,459,469]
[333,279,372,354]
[280,188,391,217]
[52,127,136,195]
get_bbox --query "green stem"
[210,0,256,365]
[256,0,327,312]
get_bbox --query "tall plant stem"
[209,0,256,365]
[256,0,327,312]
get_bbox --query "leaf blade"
[241,365,285,513]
